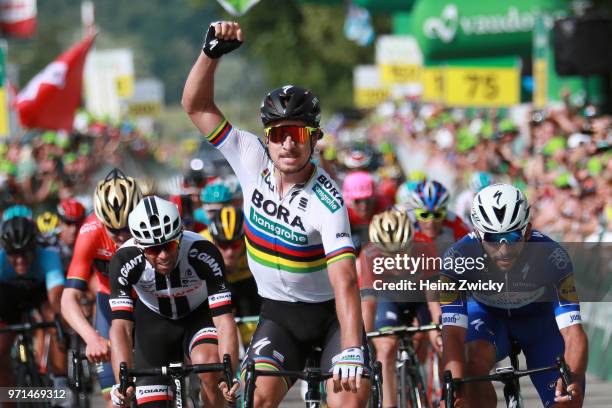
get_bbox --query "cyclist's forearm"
[61,289,98,342]
[426,300,442,324]
[562,324,588,380]
[442,328,466,378]
[214,315,239,373]
[335,278,363,348]
[109,321,134,382]
[182,52,219,115]
[48,286,63,315]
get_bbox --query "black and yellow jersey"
[200,228,252,284]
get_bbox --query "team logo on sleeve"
[439,275,459,305]
[558,274,578,303]
[317,174,344,206]
[120,254,143,277]
[208,292,232,308]
[548,247,570,270]
[110,298,134,312]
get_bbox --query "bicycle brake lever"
[119,362,129,395]
[557,356,573,395]
[223,354,234,388]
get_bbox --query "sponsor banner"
[532,14,549,108]
[411,0,568,60]
[422,67,444,102]
[375,35,423,85]
[353,65,390,109]
[249,208,308,245]
[84,48,134,121]
[443,65,520,107]
[312,183,340,213]
[126,78,164,119]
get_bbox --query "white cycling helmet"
[471,184,530,234]
[129,196,182,246]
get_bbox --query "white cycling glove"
[110,384,123,406]
[332,347,364,379]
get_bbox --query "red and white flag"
[0,0,36,38]
[15,34,96,131]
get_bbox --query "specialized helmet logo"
[493,190,502,206]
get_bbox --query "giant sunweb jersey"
[205,119,356,303]
[109,231,232,321]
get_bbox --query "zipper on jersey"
[166,275,177,317]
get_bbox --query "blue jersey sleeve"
[39,247,65,291]
[547,244,582,329]
[440,245,469,329]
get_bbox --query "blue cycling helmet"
[469,172,493,193]
[409,180,450,211]
[201,183,233,204]
[3,205,33,221]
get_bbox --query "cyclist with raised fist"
[183,21,370,408]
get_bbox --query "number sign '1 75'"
[444,67,520,107]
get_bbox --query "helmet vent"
[493,205,506,224]
[478,205,492,226]
[163,215,172,234]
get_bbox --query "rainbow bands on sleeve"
[206,118,233,147]
[326,246,356,266]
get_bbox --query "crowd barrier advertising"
[410,0,568,60]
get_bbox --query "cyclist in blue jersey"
[0,216,66,389]
[440,184,587,408]
[183,21,370,408]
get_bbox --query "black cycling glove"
[203,24,243,59]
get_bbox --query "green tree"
[231,0,389,110]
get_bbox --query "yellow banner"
[422,68,444,102]
[116,75,134,98]
[380,64,421,85]
[533,59,547,108]
[128,102,161,117]
[0,89,8,137]
[444,67,520,107]
[354,88,390,109]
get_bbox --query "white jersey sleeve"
[204,119,268,186]
[309,172,356,266]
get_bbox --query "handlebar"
[443,356,573,405]
[119,353,234,395]
[244,359,374,382]
[0,314,65,342]
[367,323,441,338]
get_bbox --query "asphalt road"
[90,371,609,407]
